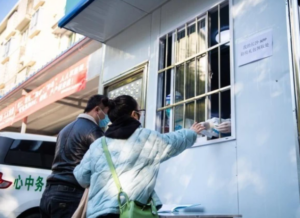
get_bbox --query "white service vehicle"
[0,132,56,218]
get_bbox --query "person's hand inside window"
[217,121,231,134]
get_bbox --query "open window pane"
[159,37,166,70]
[221,90,231,137]
[221,44,230,88]
[220,4,230,44]
[208,93,219,119]
[208,48,219,91]
[209,8,219,47]
[167,34,174,67]
[221,90,231,119]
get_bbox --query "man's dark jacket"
[47,117,104,188]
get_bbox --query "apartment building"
[0,0,103,135]
[0,0,84,98]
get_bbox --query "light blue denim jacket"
[74,128,197,218]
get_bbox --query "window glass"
[185,102,195,129]
[32,9,39,28]
[188,23,197,57]
[156,110,172,133]
[209,8,219,47]
[105,69,147,126]
[107,78,143,107]
[157,2,232,142]
[4,140,56,169]
[21,28,29,45]
[68,33,76,46]
[208,48,219,92]
[220,44,230,88]
[220,4,230,44]
[174,104,184,131]
[4,39,11,57]
[196,55,206,95]
[198,18,207,52]
[186,60,196,99]
[177,28,186,62]
[175,65,184,102]
[196,98,206,122]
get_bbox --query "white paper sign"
[237,30,273,66]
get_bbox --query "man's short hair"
[84,95,108,113]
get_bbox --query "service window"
[104,65,148,126]
[156,1,232,143]
[4,139,56,169]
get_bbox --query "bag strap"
[101,137,122,192]
[101,137,155,212]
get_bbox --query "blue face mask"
[99,114,110,128]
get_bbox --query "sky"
[0,0,19,23]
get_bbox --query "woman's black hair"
[84,95,109,113]
[107,95,138,122]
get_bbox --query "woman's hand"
[190,122,205,134]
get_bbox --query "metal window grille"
[156,1,231,141]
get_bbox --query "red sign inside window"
[0,56,89,130]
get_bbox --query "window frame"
[30,8,40,31]
[103,62,149,126]
[21,26,29,45]
[3,39,11,58]
[156,0,235,146]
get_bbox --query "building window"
[156,1,231,143]
[3,39,11,58]
[21,27,29,45]
[104,64,148,127]
[68,33,76,46]
[30,9,40,30]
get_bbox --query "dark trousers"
[97,215,119,218]
[40,184,84,218]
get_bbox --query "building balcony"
[28,24,41,39]
[33,0,45,11]
[24,56,36,67]
[52,22,67,35]
[1,55,9,65]
[5,29,16,41]
[16,66,29,84]
[15,13,31,31]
